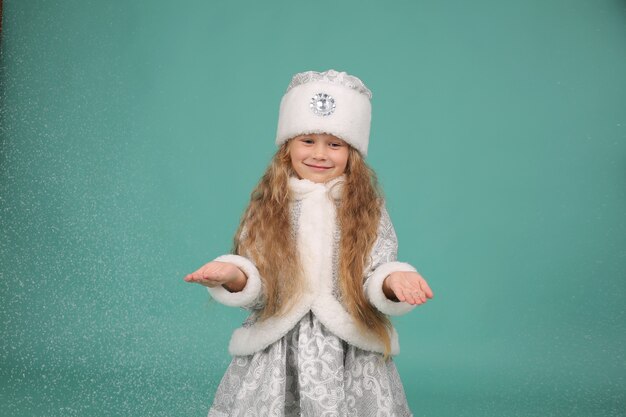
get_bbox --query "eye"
[329,142,343,148]
[300,138,314,144]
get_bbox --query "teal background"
[1,0,625,416]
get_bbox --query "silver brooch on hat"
[310,93,336,116]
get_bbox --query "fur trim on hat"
[275,70,372,156]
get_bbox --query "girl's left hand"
[383,271,434,305]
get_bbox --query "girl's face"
[289,133,349,183]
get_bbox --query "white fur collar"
[288,175,345,200]
[213,170,411,356]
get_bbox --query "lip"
[305,163,332,171]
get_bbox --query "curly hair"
[233,140,392,355]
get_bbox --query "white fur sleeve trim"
[365,261,418,316]
[206,254,262,308]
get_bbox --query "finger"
[412,290,425,305]
[200,274,225,284]
[198,280,220,288]
[407,280,423,293]
[203,264,227,281]
[413,287,426,303]
[402,288,418,305]
[190,271,218,283]
[419,280,434,298]
[406,284,426,304]
[191,270,207,281]
[394,286,407,303]
[404,280,424,300]
[197,266,214,279]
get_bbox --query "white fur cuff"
[206,254,262,308]
[365,261,418,316]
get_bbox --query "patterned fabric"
[285,69,373,100]
[364,205,399,279]
[209,177,414,413]
[208,312,412,417]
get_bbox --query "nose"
[312,142,327,160]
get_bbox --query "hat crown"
[286,69,372,100]
[276,69,372,156]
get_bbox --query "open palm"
[184,261,242,288]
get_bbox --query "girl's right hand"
[183,261,248,291]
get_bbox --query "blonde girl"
[185,69,433,416]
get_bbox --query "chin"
[315,174,339,183]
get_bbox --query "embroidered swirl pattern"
[211,199,411,415]
[285,69,373,100]
[208,312,412,417]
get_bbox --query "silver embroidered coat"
[207,176,418,416]
[207,175,418,356]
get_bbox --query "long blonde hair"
[233,141,392,355]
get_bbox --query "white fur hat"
[275,69,373,156]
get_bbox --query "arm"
[362,203,433,315]
[184,254,264,308]
[382,270,434,305]
[184,259,247,291]
[184,224,266,309]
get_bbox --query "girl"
[184,69,434,417]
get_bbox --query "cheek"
[289,145,305,161]
[289,148,305,174]
[289,154,299,173]
[335,152,349,172]
[288,148,298,165]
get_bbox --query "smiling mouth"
[305,163,332,169]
